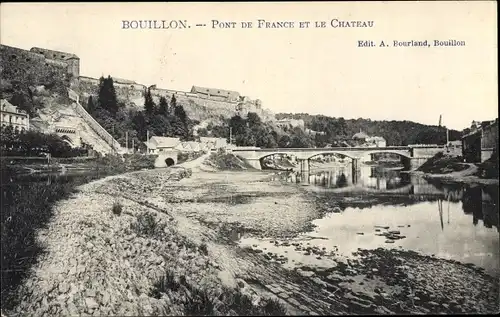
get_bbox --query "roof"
[177,142,201,151]
[200,137,221,143]
[147,136,181,149]
[352,131,369,139]
[1,99,27,115]
[191,86,240,99]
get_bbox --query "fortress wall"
[0,44,70,85]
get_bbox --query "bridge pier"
[351,158,361,184]
[298,158,310,173]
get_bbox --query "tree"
[278,135,291,148]
[98,76,118,114]
[144,88,156,115]
[132,111,147,141]
[158,96,169,115]
[174,104,187,124]
[87,96,96,114]
[171,94,177,109]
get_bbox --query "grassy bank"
[0,154,157,309]
[203,151,256,170]
[417,153,469,174]
[0,170,109,309]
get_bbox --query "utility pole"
[125,131,129,153]
[229,127,233,145]
[132,139,135,154]
[146,130,149,154]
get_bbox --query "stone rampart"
[0,44,70,85]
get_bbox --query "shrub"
[131,212,165,237]
[151,269,181,299]
[112,201,122,215]
[199,242,209,256]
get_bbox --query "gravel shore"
[3,164,499,316]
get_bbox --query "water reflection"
[258,164,500,276]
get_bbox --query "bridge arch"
[305,151,358,160]
[60,135,74,146]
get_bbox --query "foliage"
[417,153,468,174]
[0,126,89,158]
[97,76,119,115]
[0,170,113,310]
[204,152,255,170]
[112,201,123,215]
[87,75,198,146]
[276,113,462,146]
[144,87,156,115]
[131,212,167,237]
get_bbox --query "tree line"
[276,113,462,146]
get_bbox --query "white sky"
[1,2,497,130]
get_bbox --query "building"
[190,86,240,102]
[200,137,228,150]
[366,136,387,147]
[352,130,369,142]
[30,47,80,78]
[176,141,202,152]
[462,119,498,163]
[145,136,181,154]
[1,99,29,132]
[275,118,305,130]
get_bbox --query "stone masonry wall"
[0,45,70,85]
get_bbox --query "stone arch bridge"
[232,146,445,172]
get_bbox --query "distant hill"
[275,113,462,146]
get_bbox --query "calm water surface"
[240,164,500,277]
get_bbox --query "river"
[240,163,500,277]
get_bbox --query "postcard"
[1,2,498,316]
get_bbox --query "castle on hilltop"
[0,44,272,121]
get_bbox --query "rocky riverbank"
[2,160,499,316]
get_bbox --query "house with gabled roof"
[145,136,181,154]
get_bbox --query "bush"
[112,201,122,215]
[131,212,166,237]
[199,242,209,256]
[151,269,180,299]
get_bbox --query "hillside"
[276,113,462,146]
